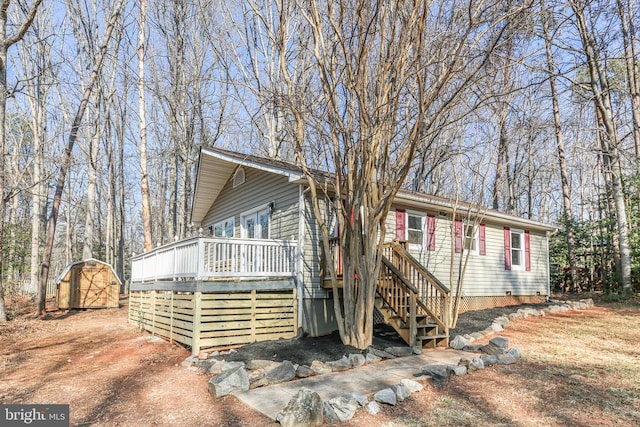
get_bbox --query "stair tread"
[416,334,449,340]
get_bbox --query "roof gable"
[191,147,304,225]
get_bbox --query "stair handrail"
[387,240,450,295]
[378,255,418,346]
[383,240,451,330]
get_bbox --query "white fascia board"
[394,192,557,232]
[201,147,304,181]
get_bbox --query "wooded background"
[0,0,638,320]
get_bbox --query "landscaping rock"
[385,346,414,357]
[508,312,524,321]
[494,316,510,328]
[507,347,522,358]
[296,365,315,378]
[481,328,495,337]
[328,356,352,372]
[310,360,332,375]
[266,361,297,384]
[248,372,268,390]
[447,365,468,376]
[246,359,279,371]
[366,401,381,415]
[323,402,340,423]
[349,392,368,406]
[208,366,249,398]
[497,354,517,365]
[365,352,382,363]
[276,388,324,427]
[367,347,396,359]
[459,357,484,372]
[470,332,484,340]
[450,335,470,350]
[208,360,246,375]
[400,379,424,394]
[328,395,359,421]
[462,344,484,352]
[181,355,199,367]
[489,322,504,332]
[374,388,397,406]
[349,353,366,368]
[392,384,411,402]
[482,337,509,355]
[421,364,449,380]
[195,359,214,372]
[480,354,499,366]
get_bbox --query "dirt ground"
[1,295,639,426]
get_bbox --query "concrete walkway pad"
[234,349,472,420]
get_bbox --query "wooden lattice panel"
[457,295,547,313]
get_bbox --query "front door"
[240,207,270,272]
[241,207,269,239]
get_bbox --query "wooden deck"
[129,280,297,355]
[131,236,297,282]
[129,237,299,354]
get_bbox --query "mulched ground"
[219,301,553,366]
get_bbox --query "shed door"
[78,267,109,307]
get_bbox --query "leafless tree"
[275,0,532,348]
[0,0,44,321]
[37,0,126,315]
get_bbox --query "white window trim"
[464,222,479,256]
[240,204,271,239]
[405,210,426,250]
[510,228,525,271]
[211,216,235,238]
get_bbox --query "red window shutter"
[454,220,463,253]
[427,215,436,251]
[479,223,486,256]
[525,230,531,271]
[504,227,511,270]
[396,209,406,240]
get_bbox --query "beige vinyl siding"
[387,208,550,298]
[301,193,332,299]
[201,167,299,241]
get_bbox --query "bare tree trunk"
[37,0,125,315]
[617,0,640,159]
[83,108,103,260]
[542,3,578,290]
[571,0,631,293]
[0,0,44,321]
[138,0,153,251]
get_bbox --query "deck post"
[151,290,156,336]
[250,290,257,341]
[169,292,174,344]
[192,291,202,356]
[197,238,205,280]
[410,291,417,347]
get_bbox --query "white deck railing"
[131,237,297,282]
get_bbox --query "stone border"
[182,345,419,396]
[449,298,595,350]
[272,298,596,424]
[183,298,595,423]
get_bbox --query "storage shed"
[56,259,121,309]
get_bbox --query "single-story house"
[129,147,556,354]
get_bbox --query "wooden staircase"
[377,241,451,349]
